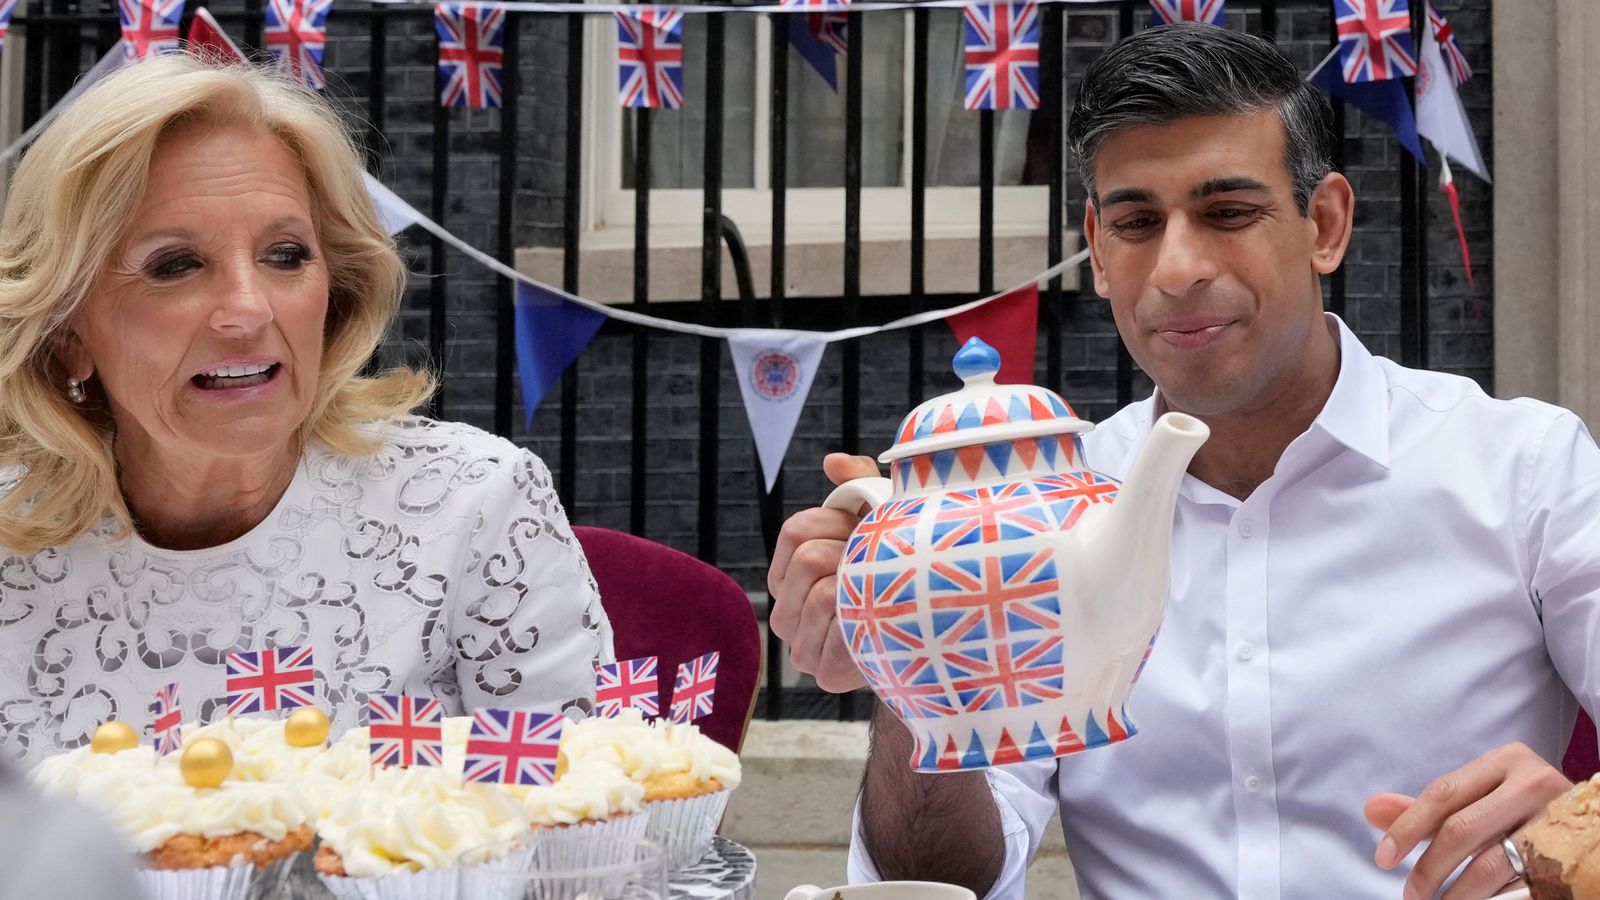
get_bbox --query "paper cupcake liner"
[643,789,729,870]
[136,853,297,900]
[315,844,537,900]
[524,811,649,870]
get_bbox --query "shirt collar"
[1138,312,1391,472]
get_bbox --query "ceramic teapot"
[823,337,1208,772]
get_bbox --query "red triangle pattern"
[913,453,934,487]
[957,445,987,480]
[983,398,1008,426]
[1105,707,1129,743]
[938,735,963,770]
[1056,716,1086,754]
[934,406,958,434]
[991,728,1024,766]
[1028,395,1054,421]
[1014,437,1038,470]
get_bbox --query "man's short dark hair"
[1067,23,1335,215]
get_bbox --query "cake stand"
[670,836,756,900]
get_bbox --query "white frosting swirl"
[509,758,645,825]
[29,745,314,853]
[316,763,531,876]
[560,710,741,790]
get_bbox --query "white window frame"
[579,10,1051,249]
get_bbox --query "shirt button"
[1245,775,1263,793]
[1237,518,1256,538]
[1237,642,1255,662]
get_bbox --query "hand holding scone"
[768,453,878,693]
[1365,741,1572,899]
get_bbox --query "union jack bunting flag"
[265,0,332,89]
[0,0,18,51]
[778,0,848,6]
[786,6,848,91]
[962,1,1040,111]
[1149,0,1226,26]
[616,7,684,109]
[1427,2,1470,85]
[462,708,564,786]
[595,656,661,718]
[669,651,718,724]
[1333,0,1417,83]
[368,694,445,768]
[435,3,505,109]
[153,682,182,756]
[225,645,316,716]
[118,0,185,62]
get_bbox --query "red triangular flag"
[946,283,1039,385]
[186,8,247,63]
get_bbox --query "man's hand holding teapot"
[767,453,876,693]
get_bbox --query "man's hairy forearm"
[858,702,1005,895]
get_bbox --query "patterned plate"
[670,836,756,900]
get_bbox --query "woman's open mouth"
[192,362,281,391]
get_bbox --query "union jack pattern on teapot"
[826,337,1207,771]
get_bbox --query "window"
[581,8,1053,248]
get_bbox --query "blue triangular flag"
[1308,47,1425,164]
[513,283,607,427]
[788,11,846,91]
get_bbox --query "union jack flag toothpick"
[225,645,316,716]
[669,651,718,724]
[596,656,661,718]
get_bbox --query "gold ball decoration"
[180,737,233,789]
[90,721,140,754]
[283,707,330,748]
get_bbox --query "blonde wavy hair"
[0,53,434,553]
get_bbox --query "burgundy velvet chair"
[1565,710,1599,783]
[574,526,763,753]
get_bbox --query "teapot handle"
[784,886,823,900]
[822,477,894,516]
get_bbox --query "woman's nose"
[209,267,274,333]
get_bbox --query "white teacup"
[784,882,978,900]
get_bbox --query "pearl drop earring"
[67,377,86,403]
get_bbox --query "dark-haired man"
[769,24,1599,900]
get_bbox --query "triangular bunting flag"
[265,0,333,90]
[728,330,828,492]
[946,283,1039,385]
[361,172,425,235]
[616,7,685,109]
[514,282,608,427]
[119,0,185,62]
[1308,47,1424,164]
[186,8,247,63]
[1149,0,1226,27]
[784,0,848,92]
[1414,22,1489,183]
[0,0,19,51]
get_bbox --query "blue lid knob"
[953,337,1001,384]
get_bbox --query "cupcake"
[558,708,741,868]
[510,755,648,846]
[1521,773,1600,899]
[31,737,314,900]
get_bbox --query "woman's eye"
[264,243,315,268]
[146,253,200,280]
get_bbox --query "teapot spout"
[1086,412,1209,614]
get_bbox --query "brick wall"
[110,0,1494,589]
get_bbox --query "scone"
[1522,773,1600,899]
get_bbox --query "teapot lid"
[879,337,1093,464]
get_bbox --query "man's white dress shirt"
[849,315,1600,898]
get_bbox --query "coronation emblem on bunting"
[669,651,718,724]
[435,3,505,109]
[368,694,445,768]
[153,682,183,756]
[616,7,685,109]
[596,656,661,718]
[1426,2,1470,86]
[463,708,564,786]
[962,1,1040,111]
[225,645,317,715]
[118,0,185,62]
[265,0,332,90]
[1332,0,1417,83]
[1149,0,1226,26]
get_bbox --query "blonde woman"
[0,54,613,766]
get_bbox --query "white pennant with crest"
[728,330,829,492]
